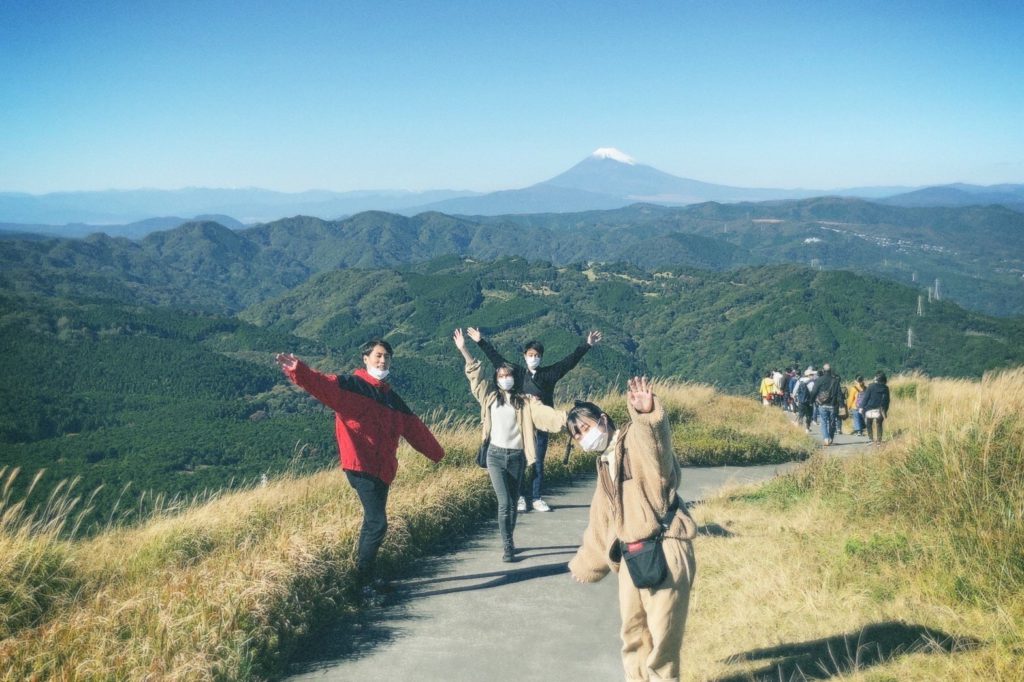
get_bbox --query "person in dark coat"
[859,372,891,445]
[808,363,843,446]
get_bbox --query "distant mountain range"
[3,197,1022,317]
[407,148,910,215]
[4,148,1021,233]
[0,188,479,227]
[879,183,1024,211]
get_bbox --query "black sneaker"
[502,543,515,562]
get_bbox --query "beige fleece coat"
[568,396,697,582]
[465,359,566,465]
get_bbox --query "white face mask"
[579,425,609,452]
[497,376,515,391]
[367,367,390,381]
[525,355,541,370]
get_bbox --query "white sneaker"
[531,498,551,512]
[516,496,527,512]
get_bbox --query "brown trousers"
[617,537,697,682]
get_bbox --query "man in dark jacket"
[276,340,445,596]
[808,363,843,446]
[466,327,601,512]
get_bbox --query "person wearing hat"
[792,367,816,432]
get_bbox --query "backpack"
[855,387,868,409]
[815,376,839,405]
[795,381,810,405]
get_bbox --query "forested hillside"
[3,197,1022,316]
[4,254,1021,531]
[0,293,339,527]
[2,197,1024,532]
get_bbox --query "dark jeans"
[486,446,526,548]
[345,470,390,581]
[867,416,885,443]
[798,402,813,429]
[529,430,549,501]
[819,406,837,441]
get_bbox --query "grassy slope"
[3,370,1022,680]
[0,382,810,680]
[686,369,1024,681]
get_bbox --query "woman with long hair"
[453,328,566,561]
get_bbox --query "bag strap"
[657,495,680,535]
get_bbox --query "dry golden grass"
[681,367,1024,681]
[684,493,1022,681]
[24,373,1018,680]
[0,424,497,680]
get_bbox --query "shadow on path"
[400,560,570,598]
[287,543,576,674]
[713,621,981,681]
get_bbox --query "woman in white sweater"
[453,328,566,562]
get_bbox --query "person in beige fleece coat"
[453,328,567,561]
[568,377,697,682]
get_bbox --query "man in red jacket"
[275,339,445,595]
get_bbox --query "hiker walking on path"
[759,371,776,407]
[793,367,815,432]
[846,375,867,436]
[466,326,600,513]
[453,328,567,562]
[275,341,445,598]
[568,377,698,682]
[809,363,843,446]
[860,372,891,445]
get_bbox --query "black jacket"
[808,372,843,407]
[860,382,891,413]
[475,337,592,407]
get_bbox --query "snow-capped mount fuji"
[409,147,830,215]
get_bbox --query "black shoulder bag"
[475,438,490,469]
[621,496,679,590]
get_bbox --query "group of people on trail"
[276,330,696,682]
[762,365,892,446]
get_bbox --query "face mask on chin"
[525,356,541,370]
[497,377,514,391]
[367,367,390,381]
[579,425,609,452]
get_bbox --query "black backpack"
[815,376,839,405]
[795,381,810,405]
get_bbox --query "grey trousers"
[485,445,526,548]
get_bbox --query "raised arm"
[625,376,674,471]
[544,330,601,381]
[454,329,491,405]
[275,353,345,412]
[453,328,474,364]
[469,327,513,370]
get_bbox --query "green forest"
[2,199,1024,531]
[3,254,1024,531]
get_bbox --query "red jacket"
[283,362,444,485]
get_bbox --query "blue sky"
[2,0,1022,193]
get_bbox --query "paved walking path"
[287,428,870,681]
